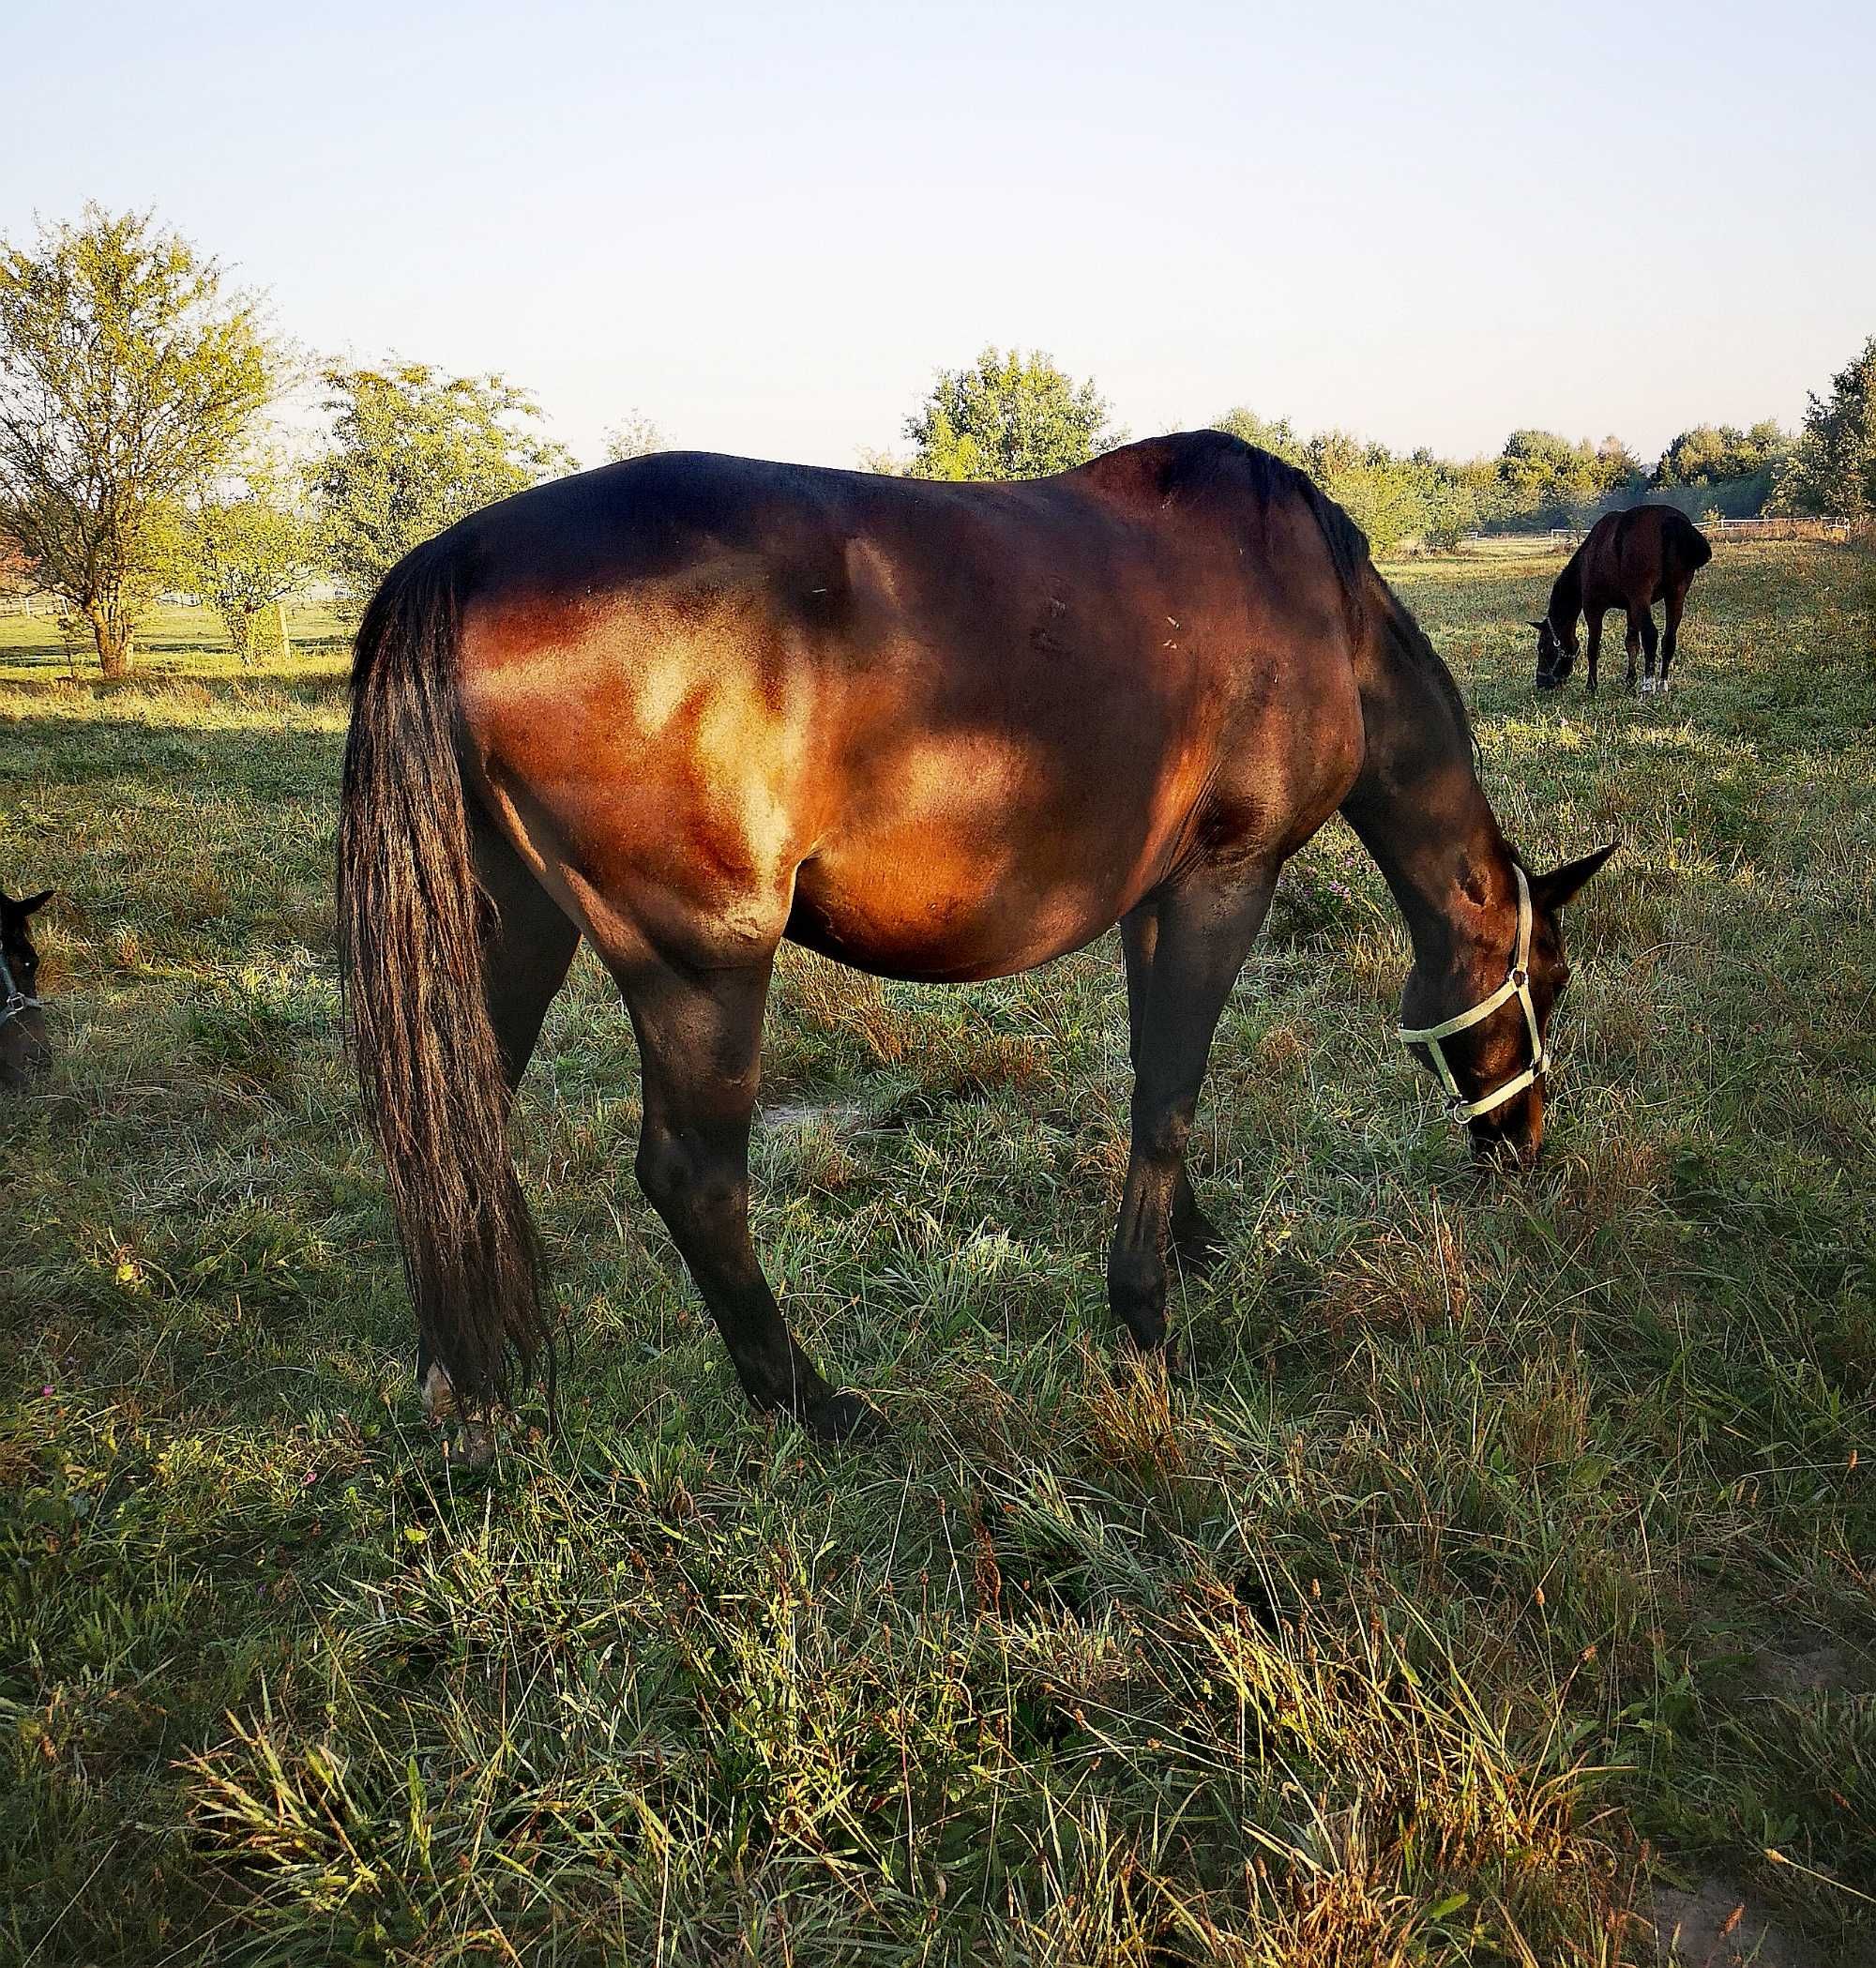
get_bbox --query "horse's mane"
[1172,431,1476,757]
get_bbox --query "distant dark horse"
[337,434,1613,1451]
[1533,506,1713,695]
[0,886,53,1089]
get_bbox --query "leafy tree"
[1769,337,1876,517]
[1654,420,1788,488]
[602,410,664,463]
[310,362,574,611]
[174,454,317,664]
[1419,475,1482,553]
[904,348,1120,481]
[0,205,277,675]
[1497,430,1642,525]
[0,539,34,606]
[1210,407,1304,465]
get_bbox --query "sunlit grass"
[3,548,1872,1963]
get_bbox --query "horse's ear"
[20,889,53,916]
[1531,844,1616,912]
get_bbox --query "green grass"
[3,554,1872,1966]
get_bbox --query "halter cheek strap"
[1397,863,1549,1123]
[0,946,43,1028]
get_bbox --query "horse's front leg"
[1120,901,1223,1270]
[619,951,871,1441]
[1109,872,1275,1351]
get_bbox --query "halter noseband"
[0,945,43,1029]
[1397,863,1548,1124]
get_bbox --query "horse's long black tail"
[337,536,552,1416]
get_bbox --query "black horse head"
[0,886,53,1089]
[1531,616,1577,690]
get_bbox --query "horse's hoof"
[804,1388,882,1443]
[1113,1336,1181,1381]
[451,1418,498,1470]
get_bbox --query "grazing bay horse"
[338,433,1614,1450]
[1533,506,1713,695]
[0,886,53,1089]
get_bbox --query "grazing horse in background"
[1533,506,1713,695]
[0,886,53,1089]
[337,433,1614,1452]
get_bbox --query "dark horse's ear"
[19,889,53,916]
[1531,844,1616,912]
[1529,619,1548,630]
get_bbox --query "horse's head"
[0,887,53,1090]
[1531,617,1577,690]
[1398,847,1614,1170]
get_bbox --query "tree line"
[3,207,1870,675]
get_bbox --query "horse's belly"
[785,825,1149,983]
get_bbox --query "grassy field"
[3,552,1873,1967]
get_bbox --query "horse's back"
[1582,505,1711,606]
[446,438,1368,979]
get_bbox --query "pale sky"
[7,0,1872,469]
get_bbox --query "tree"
[310,362,575,612]
[1769,336,1876,517]
[1497,430,1642,525]
[1654,420,1788,488]
[903,348,1121,481]
[0,539,34,607]
[0,206,277,675]
[174,453,317,664]
[602,410,664,463]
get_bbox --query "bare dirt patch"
[1651,1878,1822,1968]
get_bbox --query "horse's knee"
[636,1130,744,1239]
[1130,1101,1193,1166]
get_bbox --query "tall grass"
[2,555,1872,1964]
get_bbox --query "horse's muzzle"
[0,1018,52,1089]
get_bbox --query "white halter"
[0,945,42,1029]
[1397,863,1548,1123]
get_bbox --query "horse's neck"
[1342,616,1512,982]
[1548,553,1584,630]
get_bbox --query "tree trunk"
[89,602,134,677]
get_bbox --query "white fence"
[1705,515,1856,539]
[1469,513,1859,550]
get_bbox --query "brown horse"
[0,885,53,1089]
[337,433,1614,1451]
[1533,506,1713,695]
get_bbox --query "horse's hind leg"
[619,952,866,1440]
[1109,871,1275,1351]
[419,806,581,1430]
[1121,901,1221,1269]
[1624,611,1645,692]
[1660,584,1687,691]
[1638,609,1661,694]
